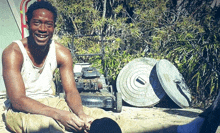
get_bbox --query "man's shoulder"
[3,38,27,54]
[55,42,71,55]
[2,41,23,66]
[3,41,22,57]
[54,42,72,66]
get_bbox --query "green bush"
[50,0,220,108]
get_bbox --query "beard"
[27,35,52,60]
[27,34,51,53]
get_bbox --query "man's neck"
[27,37,51,66]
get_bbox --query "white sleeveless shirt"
[15,40,57,99]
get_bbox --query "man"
[2,1,94,132]
[177,91,220,133]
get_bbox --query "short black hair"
[26,1,57,25]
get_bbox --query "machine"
[56,35,122,112]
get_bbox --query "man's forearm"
[65,92,84,116]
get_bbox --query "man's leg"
[199,91,220,133]
[177,91,220,133]
[5,97,68,133]
[6,109,64,133]
[177,117,204,133]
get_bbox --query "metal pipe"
[20,0,27,38]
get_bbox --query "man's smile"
[35,33,49,41]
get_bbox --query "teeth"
[35,34,48,38]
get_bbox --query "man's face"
[28,9,55,46]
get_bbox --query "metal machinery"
[20,0,122,112]
[73,63,122,112]
[59,35,122,112]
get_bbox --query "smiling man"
[2,1,94,133]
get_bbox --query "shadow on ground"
[163,109,201,118]
[137,125,178,133]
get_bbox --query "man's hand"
[56,110,85,132]
[78,113,94,133]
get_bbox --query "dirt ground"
[0,98,219,133]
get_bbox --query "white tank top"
[15,40,57,99]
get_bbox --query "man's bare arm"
[2,43,84,131]
[56,43,94,131]
[56,43,84,114]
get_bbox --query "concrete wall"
[0,0,35,92]
[0,0,21,92]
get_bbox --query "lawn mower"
[56,35,122,112]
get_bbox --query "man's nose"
[39,24,47,33]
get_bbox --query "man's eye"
[34,21,40,25]
[46,23,53,27]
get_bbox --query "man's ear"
[54,23,56,28]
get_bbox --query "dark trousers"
[199,91,220,133]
